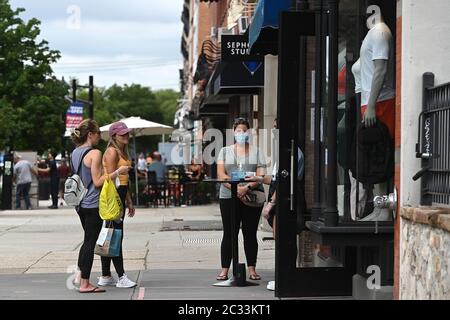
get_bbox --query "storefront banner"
[221,35,263,62]
[65,102,84,129]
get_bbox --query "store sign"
[221,35,263,62]
[65,101,84,130]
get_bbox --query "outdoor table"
[203,179,258,287]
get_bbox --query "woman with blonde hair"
[71,119,129,293]
[97,121,137,288]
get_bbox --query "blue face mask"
[235,133,249,145]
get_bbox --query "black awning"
[207,60,264,96]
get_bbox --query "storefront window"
[336,0,396,222]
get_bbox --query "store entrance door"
[274,8,356,298]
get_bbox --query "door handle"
[373,187,398,220]
[412,166,430,181]
[290,140,294,211]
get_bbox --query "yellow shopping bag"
[99,176,122,221]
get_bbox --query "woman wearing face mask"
[216,118,267,281]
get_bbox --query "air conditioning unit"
[210,27,218,39]
[238,16,249,34]
[218,27,234,42]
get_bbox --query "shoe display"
[97,276,118,286]
[116,274,136,288]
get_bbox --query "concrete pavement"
[0,201,276,300]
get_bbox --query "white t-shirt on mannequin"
[360,22,395,106]
[352,58,362,94]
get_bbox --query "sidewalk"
[0,202,276,300]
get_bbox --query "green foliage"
[0,0,180,155]
[0,0,68,153]
[76,85,180,155]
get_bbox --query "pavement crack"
[0,219,34,238]
[143,247,150,270]
[72,240,83,251]
[23,251,52,274]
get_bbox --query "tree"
[76,84,180,155]
[154,89,179,126]
[0,0,68,153]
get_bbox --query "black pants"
[219,198,262,268]
[50,177,59,207]
[77,207,103,279]
[101,186,127,278]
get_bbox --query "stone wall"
[400,207,450,300]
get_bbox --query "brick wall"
[198,3,213,56]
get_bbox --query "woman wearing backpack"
[97,121,137,288]
[71,119,130,293]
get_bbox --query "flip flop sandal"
[249,274,261,280]
[79,286,106,293]
[216,275,229,281]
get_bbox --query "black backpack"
[349,120,394,187]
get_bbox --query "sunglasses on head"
[234,117,249,123]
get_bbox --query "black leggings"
[101,186,127,278]
[77,207,103,279]
[219,198,262,268]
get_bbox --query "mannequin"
[360,5,395,136]
[352,5,395,221]
[349,58,368,220]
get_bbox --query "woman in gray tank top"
[216,118,267,281]
[70,119,129,293]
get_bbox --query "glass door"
[275,0,396,298]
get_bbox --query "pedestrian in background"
[38,151,60,209]
[13,153,38,210]
[58,158,70,206]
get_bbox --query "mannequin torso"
[360,22,395,107]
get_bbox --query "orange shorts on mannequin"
[361,98,395,138]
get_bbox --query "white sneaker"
[266,281,275,291]
[97,276,118,286]
[116,274,136,288]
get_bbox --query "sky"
[9,0,184,91]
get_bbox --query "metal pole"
[312,0,324,221]
[89,76,94,119]
[72,79,77,103]
[324,0,339,226]
[133,134,139,206]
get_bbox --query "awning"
[205,60,264,98]
[248,0,292,55]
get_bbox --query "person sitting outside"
[137,152,147,179]
[186,158,203,181]
[147,152,167,184]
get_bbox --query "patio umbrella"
[100,117,174,205]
